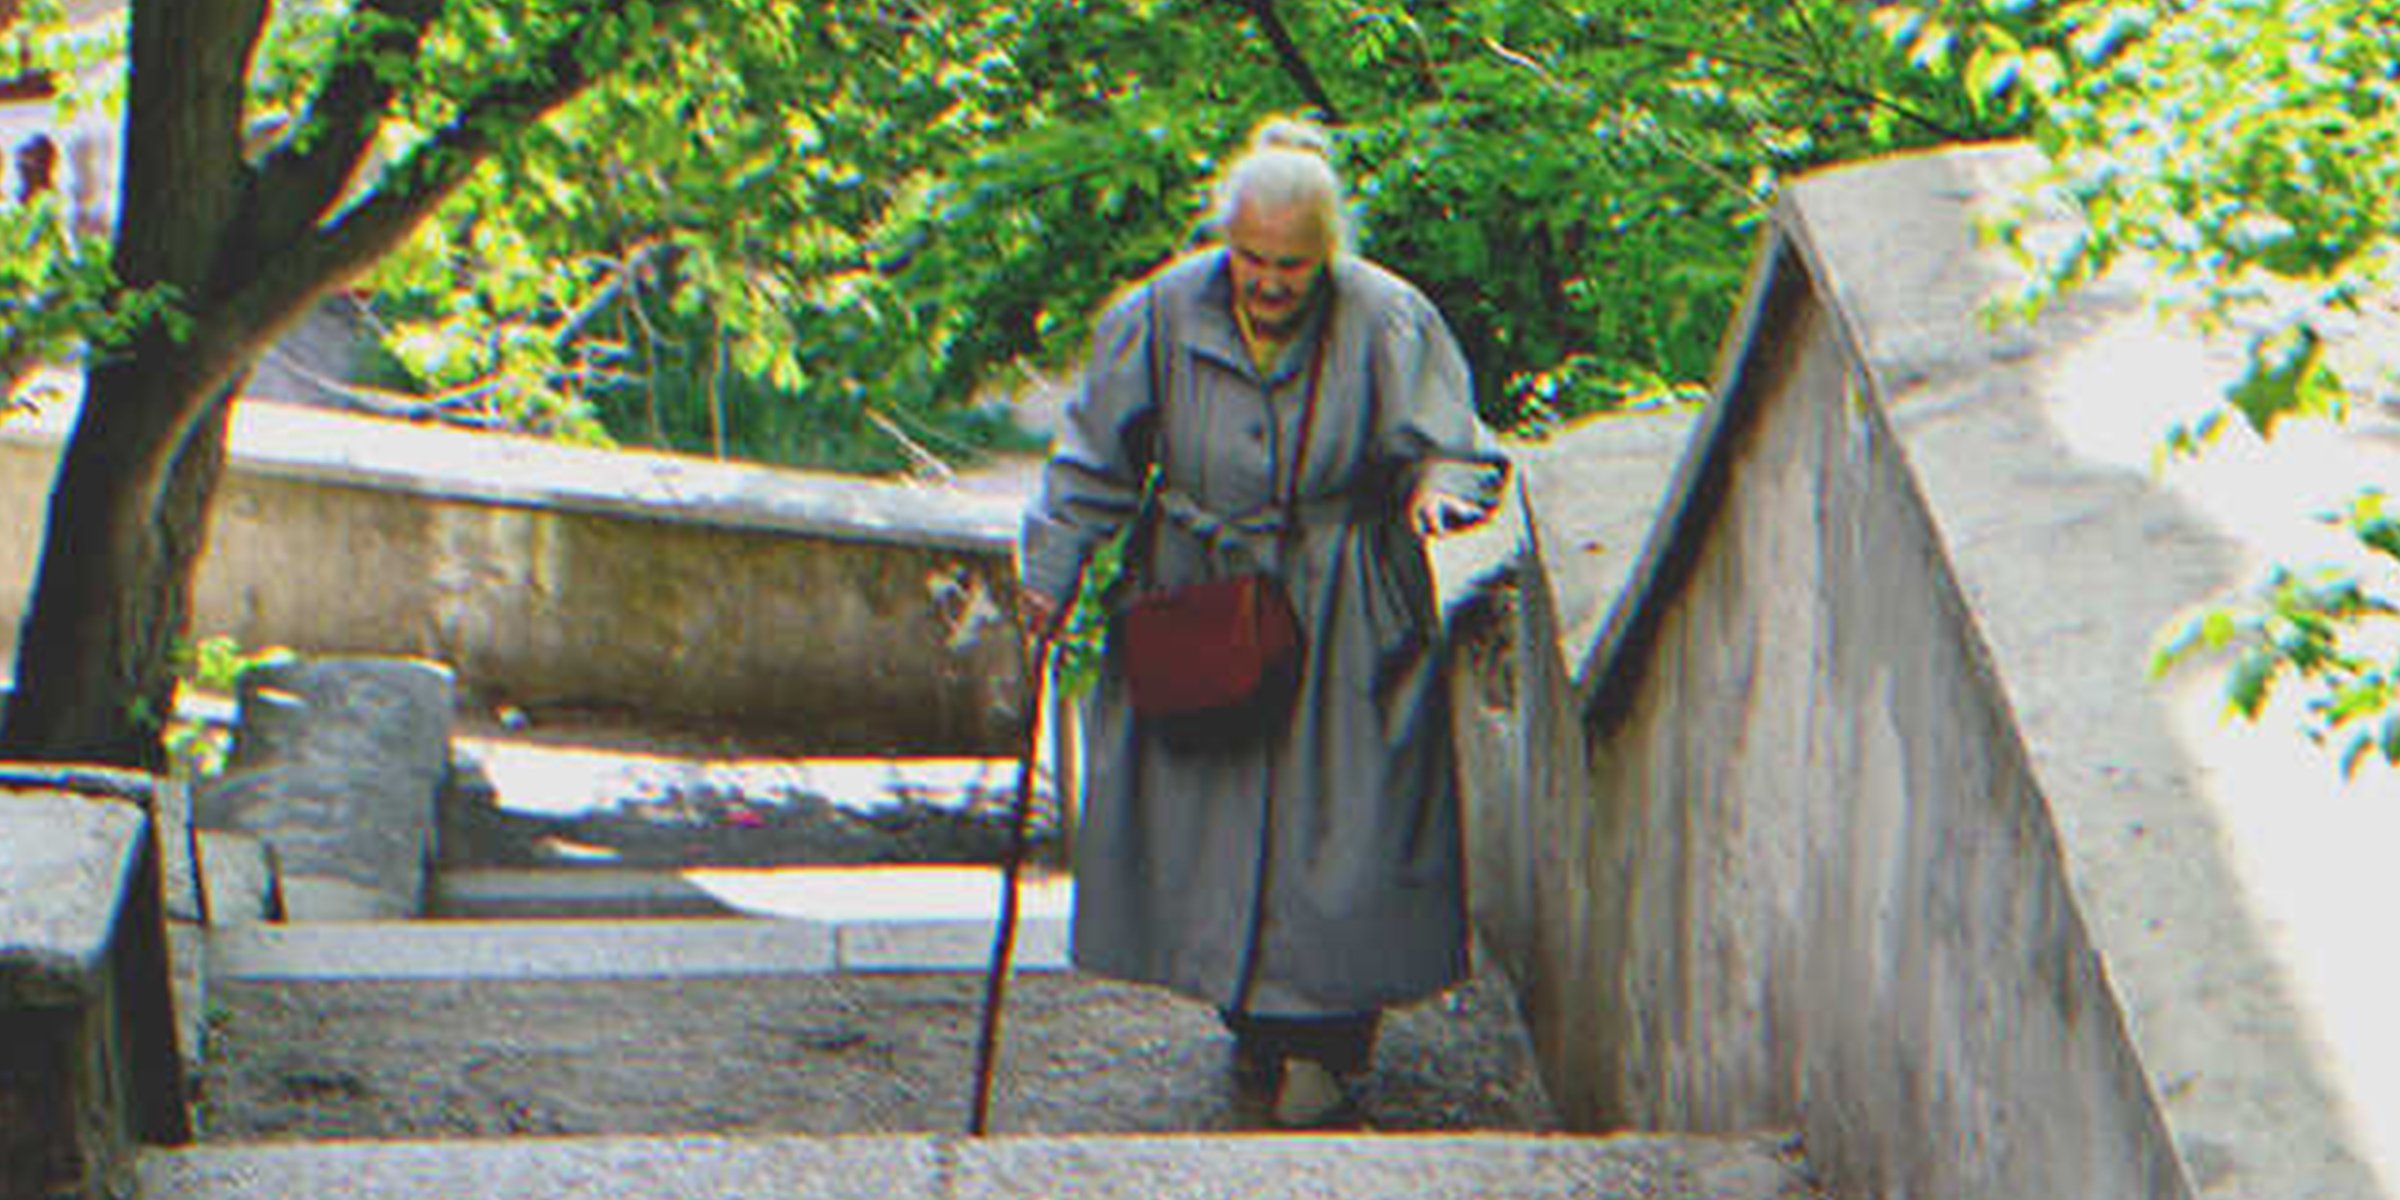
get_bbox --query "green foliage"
[0,4,169,400]
[2000,0,2400,387]
[13,0,2009,460]
[175,635,297,695]
[2007,0,2400,768]
[336,0,2011,464]
[1872,1,2071,131]
[2152,494,2400,775]
[1050,465,1160,700]
[159,636,295,782]
[0,200,189,403]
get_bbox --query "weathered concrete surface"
[0,399,1029,754]
[0,788,150,1006]
[207,917,842,981]
[195,657,454,920]
[186,955,1555,1141]
[1436,411,1694,981]
[226,869,1076,977]
[1455,143,2400,1200]
[192,831,282,925]
[958,1132,1814,1199]
[138,1132,1814,1200]
[140,1135,941,1200]
[1816,151,2400,1197]
[1456,148,2206,1200]
[0,780,190,1199]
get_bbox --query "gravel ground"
[196,958,1556,1141]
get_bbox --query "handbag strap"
[1279,299,1332,552]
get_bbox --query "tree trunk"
[0,0,263,768]
[1,0,638,767]
[0,367,233,769]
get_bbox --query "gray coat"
[1019,248,1506,1016]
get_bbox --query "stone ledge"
[0,397,1021,555]
[207,918,840,982]
[136,1131,1815,1200]
[0,790,150,1006]
[0,773,192,1197]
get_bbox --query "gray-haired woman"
[1017,116,1507,1128]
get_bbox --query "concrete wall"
[1457,157,2192,1198]
[0,402,1029,753]
[1805,150,2396,1197]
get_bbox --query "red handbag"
[1118,572,1301,724]
[1113,290,1328,743]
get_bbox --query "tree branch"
[202,8,658,402]
[1564,15,1970,143]
[240,0,444,248]
[1227,0,1341,122]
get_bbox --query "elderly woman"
[1017,117,1507,1127]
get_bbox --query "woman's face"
[1226,200,1328,340]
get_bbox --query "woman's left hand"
[1408,483,1488,540]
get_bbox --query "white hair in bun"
[1210,116,1350,255]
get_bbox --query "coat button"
[1246,423,1266,442]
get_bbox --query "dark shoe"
[1230,1034,1281,1099]
[1269,1058,1356,1129]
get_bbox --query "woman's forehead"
[1228,200,1331,259]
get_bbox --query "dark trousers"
[1219,1008,1381,1075]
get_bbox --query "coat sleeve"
[1017,288,1158,607]
[1371,287,1509,518]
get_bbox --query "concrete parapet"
[1794,149,2400,1196]
[0,401,1030,754]
[0,771,190,1199]
[1455,147,2204,1199]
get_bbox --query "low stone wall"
[0,767,189,1200]
[0,403,1029,754]
[1456,150,2195,1198]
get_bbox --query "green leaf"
[2227,324,2329,437]
[2226,649,2276,718]
[2356,516,2400,563]
[1966,51,2020,111]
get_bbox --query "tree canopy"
[329,0,2029,470]
[0,0,2024,767]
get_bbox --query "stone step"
[445,740,1064,873]
[213,870,1073,982]
[193,956,1556,1143]
[430,865,744,917]
[428,864,1072,937]
[454,744,1055,824]
[139,1131,1818,1199]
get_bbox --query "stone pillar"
[195,656,456,920]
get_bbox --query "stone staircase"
[132,736,1823,1200]
[141,1130,1815,1199]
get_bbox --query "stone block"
[0,781,190,1199]
[194,830,282,924]
[196,656,454,920]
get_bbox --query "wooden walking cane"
[970,601,1066,1135]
